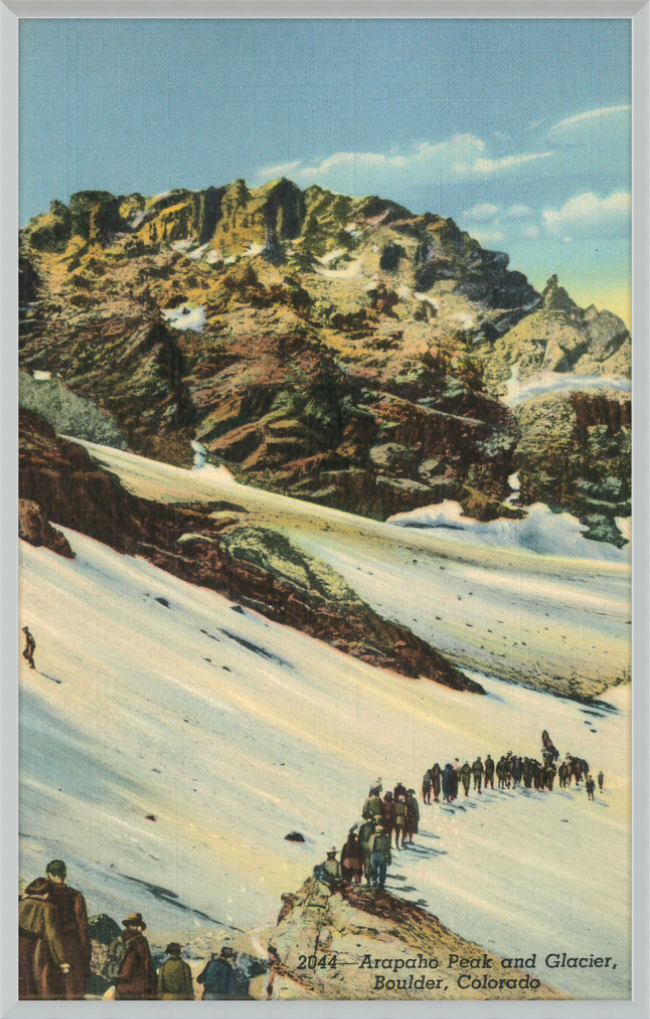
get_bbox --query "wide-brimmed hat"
[123,912,146,930]
[326,847,337,856]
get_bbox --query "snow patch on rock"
[388,500,630,562]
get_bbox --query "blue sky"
[19,19,631,323]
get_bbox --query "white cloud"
[463,202,500,221]
[470,228,505,245]
[256,159,303,179]
[505,203,533,218]
[550,105,631,132]
[542,191,631,238]
[523,225,540,239]
[255,134,556,195]
[454,151,553,176]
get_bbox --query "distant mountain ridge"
[19,178,630,543]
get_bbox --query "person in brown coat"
[114,913,157,1000]
[43,860,91,999]
[380,791,396,844]
[19,878,68,1000]
[405,790,420,844]
[340,831,364,885]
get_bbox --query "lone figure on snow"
[22,626,36,669]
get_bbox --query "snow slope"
[20,528,630,998]
[70,440,631,694]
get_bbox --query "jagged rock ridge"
[19,179,630,538]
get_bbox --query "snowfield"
[70,440,631,694]
[20,509,631,998]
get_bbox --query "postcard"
[15,14,634,1004]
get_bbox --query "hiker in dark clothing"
[472,757,483,793]
[484,755,494,790]
[430,763,442,802]
[380,792,396,844]
[158,943,194,1000]
[42,860,90,1000]
[450,760,460,800]
[422,770,432,804]
[523,758,533,789]
[543,763,556,791]
[393,781,407,801]
[197,948,235,1001]
[22,626,36,669]
[558,762,568,788]
[358,818,377,881]
[405,790,419,844]
[513,757,524,786]
[442,763,454,803]
[532,760,543,790]
[586,775,596,801]
[111,913,157,1000]
[597,770,604,792]
[341,832,363,885]
[460,762,472,797]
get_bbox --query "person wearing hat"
[18,877,68,1000]
[113,913,157,1000]
[197,947,236,1000]
[42,859,91,1000]
[157,943,194,1000]
[405,789,420,844]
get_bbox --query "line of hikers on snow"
[421,753,604,802]
[18,859,256,1001]
[313,732,605,898]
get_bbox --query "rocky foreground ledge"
[83,880,563,1001]
[263,878,563,1000]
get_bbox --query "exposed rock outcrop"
[265,878,563,1000]
[18,498,75,558]
[19,408,483,692]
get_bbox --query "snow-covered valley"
[19,446,632,998]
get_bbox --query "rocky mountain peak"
[541,274,578,314]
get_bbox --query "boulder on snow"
[284,832,305,843]
[19,499,75,558]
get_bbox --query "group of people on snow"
[18,859,251,1001]
[421,737,604,804]
[314,780,421,895]
[315,732,604,901]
